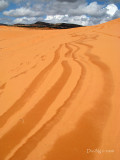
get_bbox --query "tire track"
[0,83,6,90]
[64,43,72,58]
[96,32,120,39]
[0,60,72,160]
[8,43,88,160]
[0,45,62,128]
[44,41,114,160]
[10,71,27,79]
[0,83,6,97]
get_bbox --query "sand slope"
[0,18,120,160]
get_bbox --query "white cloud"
[3,7,43,17]
[45,14,90,26]
[69,2,107,17]
[68,15,90,25]
[85,2,106,17]
[13,16,44,24]
[106,4,118,16]
[12,0,23,2]
[1,0,120,26]
[98,0,120,3]
[13,17,37,24]
[45,15,54,21]
[57,0,83,2]
[113,9,120,18]
[44,2,120,25]
[10,0,23,3]
[0,0,8,11]
[45,15,68,21]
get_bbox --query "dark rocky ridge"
[13,21,84,29]
[0,23,8,26]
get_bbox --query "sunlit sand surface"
[0,18,120,160]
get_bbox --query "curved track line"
[8,44,88,160]
[10,71,27,79]
[0,83,6,90]
[0,60,72,160]
[64,43,72,58]
[0,83,6,97]
[0,45,62,128]
[96,31,120,39]
[43,41,114,160]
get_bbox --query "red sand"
[0,18,120,160]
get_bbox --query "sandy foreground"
[0,18,120,160]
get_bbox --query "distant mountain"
[14,21,84,29]
[0,23,8,26]
[34,21,50,26]
[0,21,83,29]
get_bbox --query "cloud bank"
[0,0,8,11]
[0,0,120,25]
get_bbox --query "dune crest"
[0,18,120,160]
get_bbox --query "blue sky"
[0,0,120,25]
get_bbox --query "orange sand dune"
[0,18,120,160]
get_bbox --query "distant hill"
[13,21,83,29]
[0,23,8,26]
